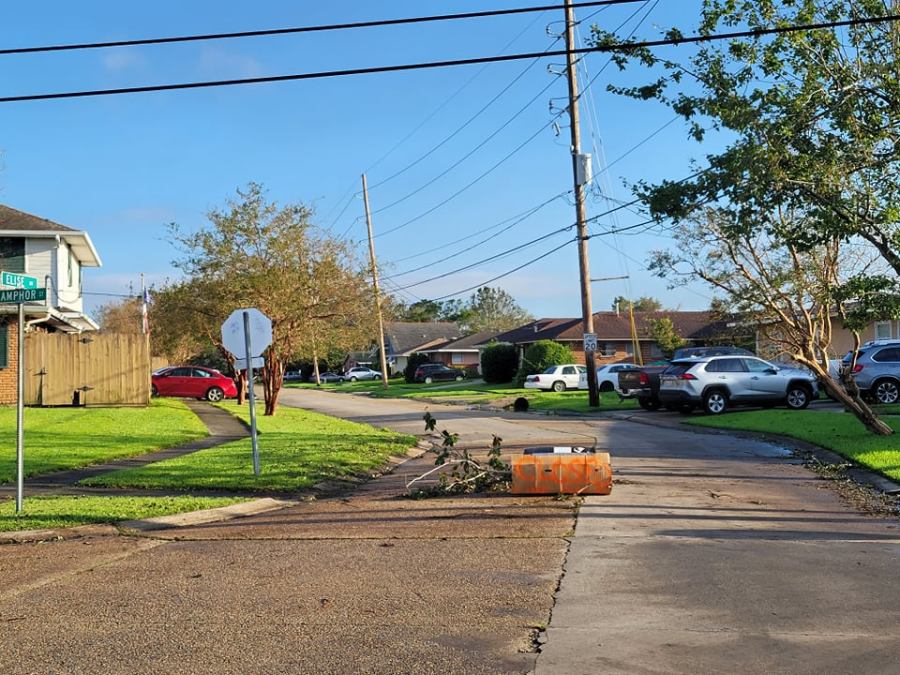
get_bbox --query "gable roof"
[493,311,725,344]
[0,204,102,267]
[384,321,463,356]
[421,330,504,353]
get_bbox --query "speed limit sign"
[583,332,598,353]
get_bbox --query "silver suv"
[843,340,900,404]
[659,356,818,415]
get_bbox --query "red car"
[151,366,237,402]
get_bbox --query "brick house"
[488,311,731,366]
[0,205,102,402]
[417,330,503,373]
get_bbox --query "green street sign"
[0,288,46,304]
[0,271,38,290]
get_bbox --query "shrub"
[404,353,431,383]
[463,365,480,379]
[515,340,575,386]
[480,342,518,383]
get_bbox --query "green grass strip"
[686,410,900,481]
[85,402,417,492]
[0,399,208,483]
[0,495,244,532]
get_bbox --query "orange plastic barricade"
[511,450,612,496]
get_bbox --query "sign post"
[0,272,43,514]
[221,308,273,477]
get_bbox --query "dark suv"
[414,363,466,384]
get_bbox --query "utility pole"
[362,174,390,389]
[564,0,599,407]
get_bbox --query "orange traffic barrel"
[511,448,612,496]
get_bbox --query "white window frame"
[451,353,464,365]
[874,321,893,341]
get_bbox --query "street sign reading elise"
[0,271,38,290]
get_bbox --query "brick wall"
[0,319,18,404]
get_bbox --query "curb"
[119,497,298,532]
[609,412,900,496]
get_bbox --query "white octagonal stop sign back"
[221,308,273,358]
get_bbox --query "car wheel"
[703,390,728,415]
[785,385,811,410]
[638,397,661,412]
[552,380,566,393]
[151,384,159,397]
[873,379,900,405]
[455,375,463,381]
[677,403,695,415]
[424,376,433,384]
[349,377,357,382]
[599,381,613,393]
[206,387,225,402]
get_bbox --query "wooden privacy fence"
[24,332,150,406]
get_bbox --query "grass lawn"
[685,410,900,481]
[873,404,900,416]
[0,399,208,484]
[0,495,245,532]
[287,380,637,412]
[84,402,418,492]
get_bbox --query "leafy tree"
[648,317,687,358]
[480,342,519,383]
[460,287,532,333]
[592,0,900,327]
[611,295,663,312]
[399,299,443,323]
[169,183,371,415]
[97,297,143,334]
[404,352,430,383]
[515,340,575,386]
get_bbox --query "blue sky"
[0,0,718,317]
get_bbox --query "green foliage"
[480,342,519,383]
[515,340,575,386]
[649,318,688,357]
[611,295,663,312]
[404,352,431,383]
[461,287,533,333]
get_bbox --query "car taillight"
[852,364,864,373]
[639,373,649,386]
[415,370,424,376]
[527,376,538,382]
[680,373,697,380]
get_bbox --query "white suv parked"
[659,356,818,415]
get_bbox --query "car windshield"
[662,362,694,376]
[542,366,558,374]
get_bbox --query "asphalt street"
[1,388,898,674]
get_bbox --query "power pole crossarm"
[362,174,391,389]
[564,0,600,407]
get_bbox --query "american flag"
[141,288,150,334]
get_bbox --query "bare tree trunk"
[802,357,894,436]
[235,371,247,405]
[263,351,283,416]
[312,348,321,386]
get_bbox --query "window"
[67,248,74,287]
[192,369,213,378]
[542,366,558,374]
[743,359,774,373]
[0,323,7,368]
[576,366,587,373]
[873,348,900,363]
[0,238,25,273]
[170,367,192,377]
[562,366,577,375]
[875,321,893,340]
[451,353,463,364]
[706,358,746,373]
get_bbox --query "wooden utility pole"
[362,173,390,389]
[564,0,599,407]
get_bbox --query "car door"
[561,366,579,388]
[709,358,751,400]
[161,367,192,396]
[191,368,215,397]
[742,358,784,398]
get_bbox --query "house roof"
[384,321,462,356]
[0,204,102,267]
[492,311,725,344]
[422,330,503,353]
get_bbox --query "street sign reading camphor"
[0,288,46,304]
[0,271,38,290]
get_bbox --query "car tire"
[424,376,433,384]
[873,379,900,405]
[349,377,357,382]
[455,375,463,381]
[638,397,661,412]
[702,390,728,415]
[599,381,613,393]
[206,387,225,402]
[785,385,812,410]
[151,384,159,397]
[552,380,566,393]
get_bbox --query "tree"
[648,317,687,358]
[515,340,575,386]
[460,287,532,333]
[611,295,663,312]
[480,342,519,383]
[169,183,371,415]
[649,208,893,435]
[404,353,430,384]
[97,297,142,334]
[592,0,900,325]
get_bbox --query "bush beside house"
[480,343,518,383]
[404,353,430,383]
[515,340,575,386]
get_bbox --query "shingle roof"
[423,330,504,352]
[384,321,463,356]
[493,311,725,344]
[0,205,77,232]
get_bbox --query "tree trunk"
[312,349,321,386]
[817,371,893,436]
[262,352,283,416]
[235,371,247,405]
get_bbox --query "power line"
[0,2,644,56]
[5,14,900,103]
